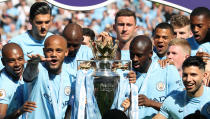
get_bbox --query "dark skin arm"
[138,94,162,111]
[121,94,162,111]
[0,101,37,119]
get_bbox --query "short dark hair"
[82,28,95,41]
[29,2,51,20]
[115,9,136,24]
[102,109,129,119]
[182,56,206,71]
[190,7,210,19]
[154,22,174,35]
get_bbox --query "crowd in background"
[0,0,189,46]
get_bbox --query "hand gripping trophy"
[78,32,131,116]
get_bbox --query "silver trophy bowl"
[92,60,120,116]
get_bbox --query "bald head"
[129,35,153,73]
[2,43,24,79]
[2,43,23,58]
[63,23,83,43]
[63,23,84,57]
[44,35,67,48]
[130,35,152,52]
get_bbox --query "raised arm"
[23,54,51,82]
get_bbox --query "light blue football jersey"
[112,59,184,119]
[9,31,53,60]
[24,63,73,119]
[199,42,210,54]
[0,68,24,117]
[187,37,199,56]
[121,50,130,60]
[160,86,210,119]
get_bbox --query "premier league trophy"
[78,32,131,116]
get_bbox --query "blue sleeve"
[159,96,171,118]
[199,43,210,54]
[0,83,11,104]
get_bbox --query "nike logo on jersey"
[27,51,33,55]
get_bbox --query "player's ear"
[185,55,190,59]
[203,72,209,79]
[65,48,69,57]
[149,51,153,59]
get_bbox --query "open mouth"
[40,29,47,35]
[184,83,194,89]
[50,59,58,65]
[194,35,200,40]
[157,44,164,51]
[14,67,23,74]
[132,62,140,69]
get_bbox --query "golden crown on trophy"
[90,32,119,60]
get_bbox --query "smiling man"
[153,56,210,119]
[9,2,53,60]
[153,22,175,59]
[23,35,74,119]
[0,43,36,119]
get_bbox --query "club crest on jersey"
[156,81,165,91]
[64,86,71,96]
[0,89,6,99]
